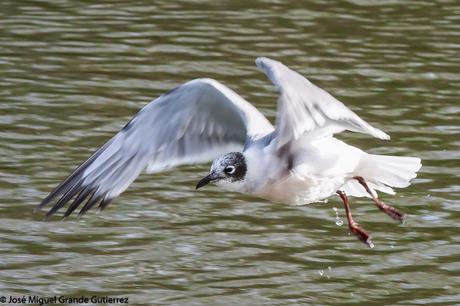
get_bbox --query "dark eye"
[224,165,236,175]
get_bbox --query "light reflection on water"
[1,0,459,304]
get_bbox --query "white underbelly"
[255,171,347,205]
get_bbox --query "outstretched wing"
[255,57,389,150]
[38,78,273,218]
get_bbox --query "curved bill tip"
[196,174,213,190]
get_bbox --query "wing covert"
[255,57,389,150]
[38,78,273,217]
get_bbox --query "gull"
[37,57,421,247]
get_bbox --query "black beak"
[196,174,216,189]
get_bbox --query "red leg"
[337,190,374,248]
[353,176,406,222]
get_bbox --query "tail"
[342,154,422,197]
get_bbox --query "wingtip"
[255,56,265,66]
[378,130,391,141]
[255,56,265,64]
[36,197,51,212]
[255,57,289,89]
[255,57,277,70]
[369,125,390,140]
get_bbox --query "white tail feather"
[342,154,422,197]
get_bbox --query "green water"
[1,0,459,305]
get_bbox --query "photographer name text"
[1,295,129,305]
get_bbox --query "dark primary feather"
[38,130,144,218]
[63,186,94,218]
[39,139,116,219]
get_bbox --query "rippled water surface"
[1,0,459,305]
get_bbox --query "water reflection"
[1,0,459,304]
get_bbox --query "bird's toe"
[349,223,374,248]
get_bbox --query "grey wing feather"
[38,78,273,217]
[255,57,389,150]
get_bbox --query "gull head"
[196,152,247,190]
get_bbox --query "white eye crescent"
[224,165,236,175]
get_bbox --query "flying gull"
[37,57,422,247]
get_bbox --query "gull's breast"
[255,170,347,205]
